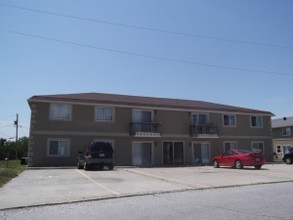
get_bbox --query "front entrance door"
[163,142,184,165]
[132,143,152,166]
[193,143,210,165]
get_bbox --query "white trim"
[31,130,128,137]
[30,99,273,117]
[191,141,211,164]
[222,114,237,127]
[162,140,185,165]
[250,116,263,128]
[49,103,72,121]
[223,141,238,151]
[132,141,154,166]
[191,112,209,125]
[132,109,154,122]
[95,106,115,122]
[47,138,70,157]
[251,141,265,153]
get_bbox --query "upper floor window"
[48,139,70,157]
[133,109,152,122]
[282,127,292,136]
[251,116,263,128]
[50,103,71,120]
[223,114,236,127]
[192,113,208,125]
[96,107,114,122]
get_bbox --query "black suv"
[283,148,293,164]
[78,142,114,170]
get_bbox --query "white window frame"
[132,109,153,122]
[192,142,210,164]
[223,114,236,127]
[282,127,292,136]
[224,141,238,151]
[132,141,154,166]
[252,141,264,153]
[191,113,209,125]
[49,103,72,120]
[47,138,70,157]
[251,116,263,128]
[95,106,114,122]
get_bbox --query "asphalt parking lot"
[0,164,292,210]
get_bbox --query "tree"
[0,137,28,160]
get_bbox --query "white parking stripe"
[75,169,120,195]
[126,169,210,188]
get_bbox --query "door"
[132,143,152,166]
[163,142,184,165]
[221,150,235,166]
[193,143,210,165]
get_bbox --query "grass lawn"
[0,160,26,187]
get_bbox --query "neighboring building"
[27,93,274,167]
[272,116,293,160]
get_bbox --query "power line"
[0,2,292,50]
[3,29,293,77]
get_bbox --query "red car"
[211,149,265,169]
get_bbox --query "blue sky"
[0,0,292,139]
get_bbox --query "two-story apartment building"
[27,93,274,167]
[272,116,293,160]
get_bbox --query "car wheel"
[108,164,114,170]
[77,161,83,169]
[84,161,89,170]
[285,157,292,164]
[235,160,243,169]
[213,160,220,168]
[254,165,262,169]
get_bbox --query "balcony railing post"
[130,122,162,136]
[190,124,218,137]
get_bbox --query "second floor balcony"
[130,122,162,137]
[190,124,219,138]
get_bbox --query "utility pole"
[14,114,19,159]
[14,113,19,142]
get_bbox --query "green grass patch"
[0,160,26,187]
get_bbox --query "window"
[192,113,208,125]
[282,127,291,136]
[251,116,263,128]
[50,103,71,120]
[223,114,236,127]
[96,107,114,121]
[252,142,264,152]
[48,139,70,156]
[133,110,152,122]
[282,146,292,154]
[224,141,238,151]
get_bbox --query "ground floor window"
[163,142,184,165]
[132,142,152,166]
[48,139,70,157]
[252,142,264,152]
[224,141,238,151]
[193,142,210,164]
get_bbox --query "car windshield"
[238,149,251,154]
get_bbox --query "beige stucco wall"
[28,101,273,166]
